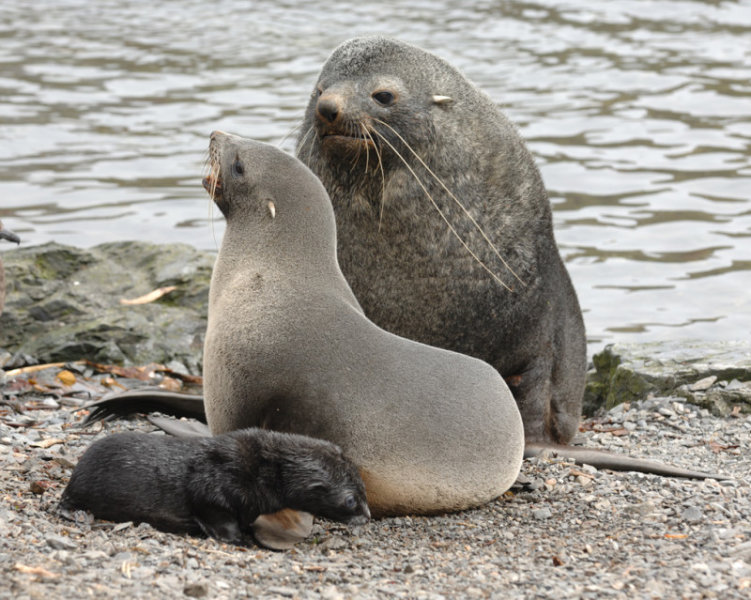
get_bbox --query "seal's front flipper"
[81,389,207,425]
[252,509,314,551]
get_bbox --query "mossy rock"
[0,242,214,371]
[584,341,751,416]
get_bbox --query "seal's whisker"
[279,121,303,149]
[373,118,525,287]
[361,125,387,231]
[295,125,317,166]
[359,122,371,174]
[371,128,512,292]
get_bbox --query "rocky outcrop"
[585,341,751,416]
[0,242,213,372]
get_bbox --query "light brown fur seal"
[0,220,21,317]
[297,36,586,446]
[200,132,524,516]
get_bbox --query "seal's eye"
[232,159,244,177]
[372,91,395,106]
[344,495,357,510]
[313,87,323,99]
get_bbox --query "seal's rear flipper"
[524,443,731,481]
[148,415,210,438]
[81,389,206,425]
[252,509,314,551]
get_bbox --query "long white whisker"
[362,125,387,231]
[373,117,525,287]
[371,128,512,292]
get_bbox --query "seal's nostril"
[316,98,340,123]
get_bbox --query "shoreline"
[2,241,750,598]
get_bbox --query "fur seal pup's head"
[250,429,370,525]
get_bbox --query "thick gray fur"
[59,428,369,544]
[297,36,587,444]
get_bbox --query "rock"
[183,582,209,598]
[681,506,703,523]
[0,242,213,370]
[46,535,78,550]
[533,507,552,520]
[690,375,717,391]
[584,341,751,415]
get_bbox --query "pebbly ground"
[1,382,749,599]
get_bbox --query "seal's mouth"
[320,129,375,148]
[204,136,223,201]
[202,172,222,200]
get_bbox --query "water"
[1,0,749,354]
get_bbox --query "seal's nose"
[316,96,340,124]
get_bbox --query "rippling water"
[1,0,749,353]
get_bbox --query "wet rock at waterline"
[585,341,751,416]
[0,242,212,371]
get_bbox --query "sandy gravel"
[1,372,749,599]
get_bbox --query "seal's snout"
[316,95,341,124]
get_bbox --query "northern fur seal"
[296,36,586,446]
[59,428,369,545]
[0,220,21,316]
[199,132,524,516]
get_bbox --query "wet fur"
[59,428,369,544]
[296,36,587,444]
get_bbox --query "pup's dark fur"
[59,428,369,544]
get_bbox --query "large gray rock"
[0,242,213,371]
[585,341,751,416]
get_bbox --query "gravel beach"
[2,367,750,599]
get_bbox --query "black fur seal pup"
[0,220,20,317]
[296,35,586,446]
[59,428,370,545]
[198,132,524,516]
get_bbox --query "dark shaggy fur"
[59,428,369,544]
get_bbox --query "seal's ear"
[432,95,453,105]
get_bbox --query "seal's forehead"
[323,36,422,77]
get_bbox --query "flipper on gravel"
[524,443,731,481]
[82,389,206,425]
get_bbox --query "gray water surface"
[1,0,750,353]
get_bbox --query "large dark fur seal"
[0,220,21,316]
[59,428,369,545]
[296,35,586,446]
